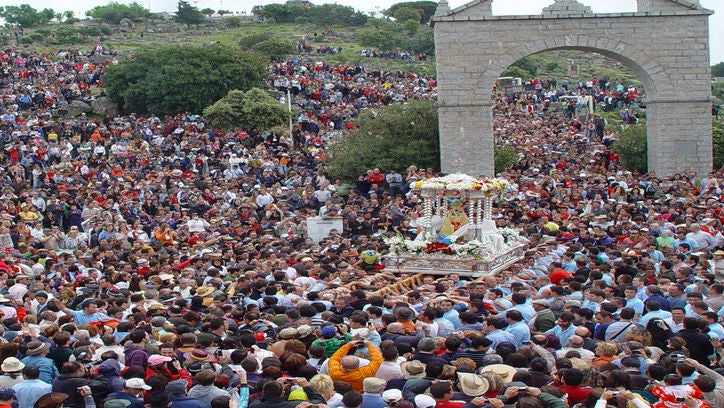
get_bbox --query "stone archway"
[432,0,714,177]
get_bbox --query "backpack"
[646,318,673,349]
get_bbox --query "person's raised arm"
[52,298,71,315]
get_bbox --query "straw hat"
[195,287,214,297]
[480,364,518,383]
[400,360,426,379]
[457,373,490,396]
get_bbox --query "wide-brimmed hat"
[457,373,490,396]
[400,360,426,379]
[1,357,24,372]
[480,364,518,383]
[33,392,69,408]
[713,250,724,256]
[187,349,212,362]
[195,287,214,297]
[25,341,50,356]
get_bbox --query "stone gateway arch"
[432,0,714,177]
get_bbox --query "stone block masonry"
[433,0,714,177]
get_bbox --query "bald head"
[574,327,590,338]
[386,322,406,334]
[341,355,360,371]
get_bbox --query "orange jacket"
[328,342,383,392]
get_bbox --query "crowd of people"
[0,42,723,408]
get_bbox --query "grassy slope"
[15,18,638,85]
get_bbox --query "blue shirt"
[505,321,531,348]
[486,329,518,349]
[546,324,577,346]
[69,309,113,325]
[508,303,536,322]
[13,379,52,408]
[20,355,59,384]
[443,309,462,330]
[626,298,645,315]
[638,309,672,327]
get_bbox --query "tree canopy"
[261,3,367,26]
[204,88,290,132]
[86,2,151,25]
[102,44,267,116]
[0,4,54,28]
[356,18,434,55]
[385,1,437,23]
[176,1,204,27]
[327,100,440,180]
[713,61,724,77]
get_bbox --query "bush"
[495,143,519,174]
[714,119,724,169]
[238,33,272,50]
[103,44,267,115]
[327,100,439,181]
[251,38,295,60]
[224,16,242,28]
[612,125,648,173]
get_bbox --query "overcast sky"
[10,0,724,62]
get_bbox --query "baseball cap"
[125,378,152,390]
[148,355,172,366]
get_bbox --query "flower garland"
[383,235,494,259]
[410,173,510,194]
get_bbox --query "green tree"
[392,7,422,23]
[204,88,290,132]
[200,8,215,17]
[103,44,267,116]
[175,0,204,27]
[252,38,295,60]
[0,4,54,28]
[261,4,292,23]
[385,1,437,23]
[713,61,724,77]
[224,16,242,28]
[500,66,529,79]
[612,125,648,173]
[713,82,724,102]
[495,143,519,174]
[714,119,724,169]
[402,19,420,37]
[86,2,151,24]
[328,100,439,181]
[302,4,367,26]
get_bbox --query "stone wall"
[433,1,713,176]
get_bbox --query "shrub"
[612,125,648,173]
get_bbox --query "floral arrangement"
[383,235,494,259]
[410,173,510,194]
[498,227,522,244]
